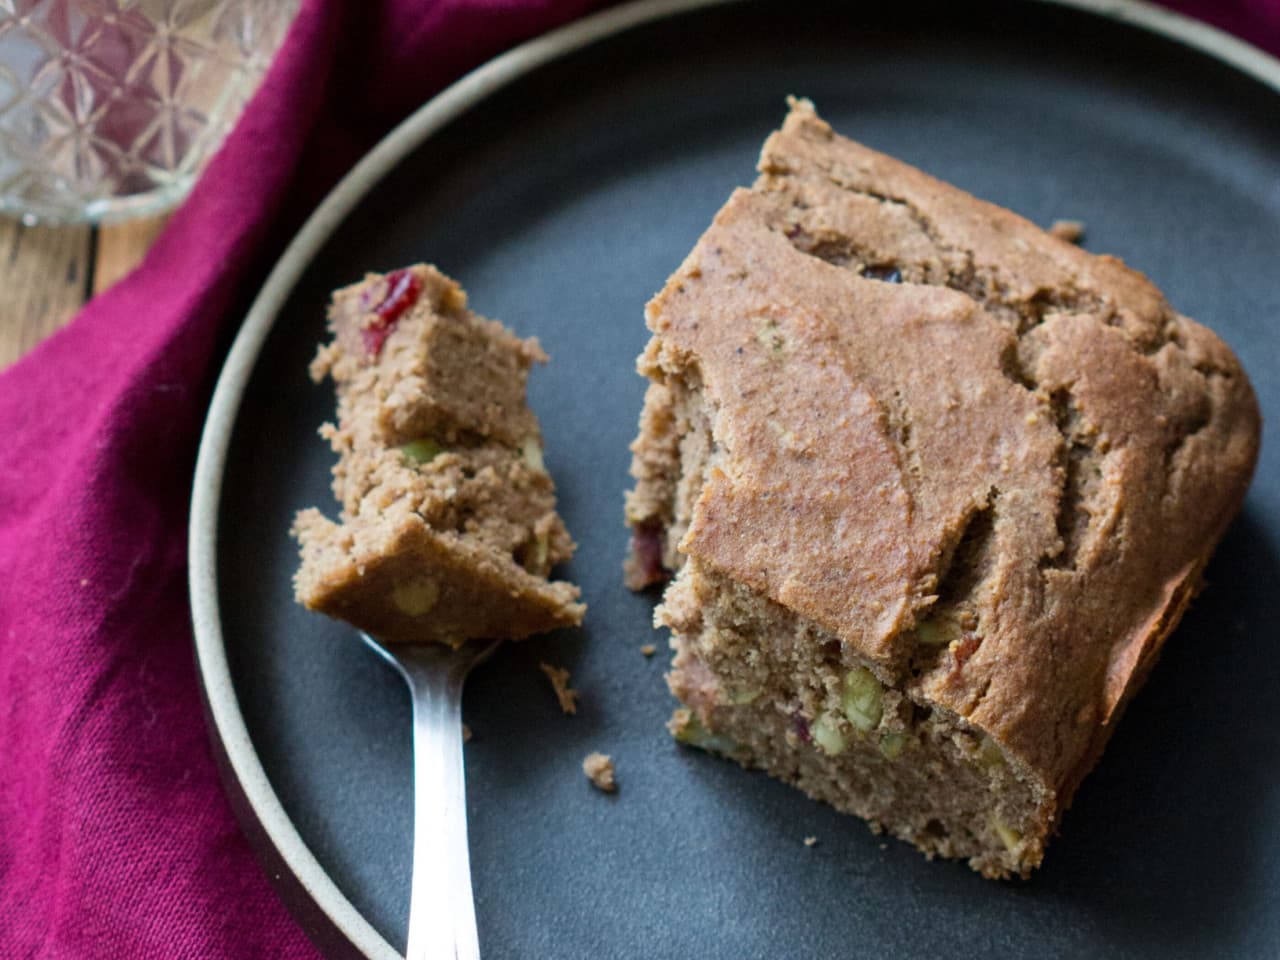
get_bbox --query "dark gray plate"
[190,1,1280,957]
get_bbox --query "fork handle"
[402,659,479,960]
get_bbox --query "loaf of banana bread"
[294,264,583,645]
[625,99,1259,877]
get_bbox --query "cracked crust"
[294,264,585,645]
[627,100,1260,876]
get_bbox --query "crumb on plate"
[539,661,578,714]
[583,752,616,792]
[1048,218,1085,243]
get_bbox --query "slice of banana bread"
[293,264,584,645]
[626,99,1260,877]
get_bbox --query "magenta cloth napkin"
[0,1,1275,957]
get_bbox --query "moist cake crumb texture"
[292,263,584,645]
[626,99,1260,878]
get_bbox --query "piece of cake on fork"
[293,263,584,645]
[625,99,1259,877]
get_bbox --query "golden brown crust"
[630,99,1260,873]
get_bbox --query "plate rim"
[187,0,1280,956]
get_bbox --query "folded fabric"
[0,1,1273,958]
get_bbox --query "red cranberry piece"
[863,265,902,283]
[791,714,812,744]
[627,522,668,588]
[360,268,423,356]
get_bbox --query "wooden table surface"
[0,214,169,370]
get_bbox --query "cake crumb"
[640,644,657,657]
[539,662,578,714]
[803,836,818,847]
[582,752,616,792]
[462,724,472,743]
[1048,219,1085,243]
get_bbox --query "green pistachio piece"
[391,578,439,616]
[813,716,847,756]
[755,317,785,353]
[992,816,1022,853]
[670,708,739,754]
[520,437,545,471]
[879,732,908,759]
[917,617,961,646]
[531,532,549,571]
[400,438,443,464]
[842,666,884,732]
[977,735,1006,769]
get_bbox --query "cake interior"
[293,265,583,645]
[665,560,1047,879]
[631,378,1048,878]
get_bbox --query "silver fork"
[361,633,502,960]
